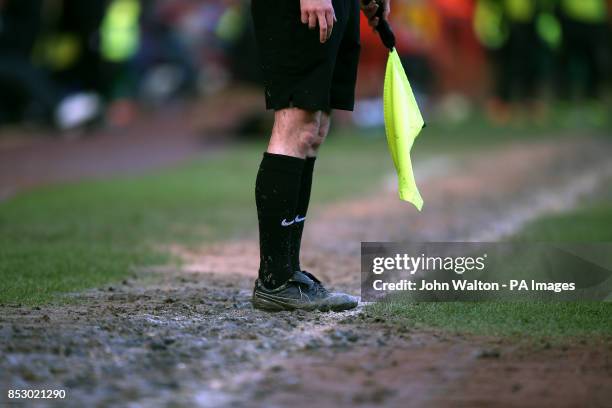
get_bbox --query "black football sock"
[256,152,305,289]
[290,156,316,272]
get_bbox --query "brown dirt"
[254,334,612,408]
[1,137,612,407]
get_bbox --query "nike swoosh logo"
[281,219,295,227]
[295,215,306,223]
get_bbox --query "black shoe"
[252,270,358,312]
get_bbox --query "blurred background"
[1,0,611,207]
[0,0,610,133]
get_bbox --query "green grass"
[370,301,612,338]
[510,189,612,242]
[411,110,610,155]
[0,134,391,305]
[369,190,612,339]
[0,121,604,307]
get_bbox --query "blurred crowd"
[0,0,610,131]
[0,0,256,130]
[360,0,612,126]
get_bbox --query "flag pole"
[366,0,396,50]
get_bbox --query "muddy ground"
[1,137,612,407]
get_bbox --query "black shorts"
[251,0,360,112]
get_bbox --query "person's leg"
[250,0,358,311]
[307,111,331,157]
[256,108,324,289]
[267,108,323,158]
[289,112,330,272]
[253,108,357,311]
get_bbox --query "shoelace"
[301,271,329,296]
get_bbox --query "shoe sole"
[252,293,357,312]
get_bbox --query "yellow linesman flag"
[383,49,425,210]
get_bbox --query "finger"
[368,3,378,14]
[369,17,379,28]
[325,10,334,39]
[360,0,376,11]
[308,12,317,29]
[364,3,378,18]
[317,11,328,43]
[301,10,309,24]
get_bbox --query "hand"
[300,0,336,43]
[360,0,390,29]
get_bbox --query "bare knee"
[268,108,323,157]
[297,115,324,154]
[305,112,330,156]
[318,113,331,139]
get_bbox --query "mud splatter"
[2,138,612,407]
